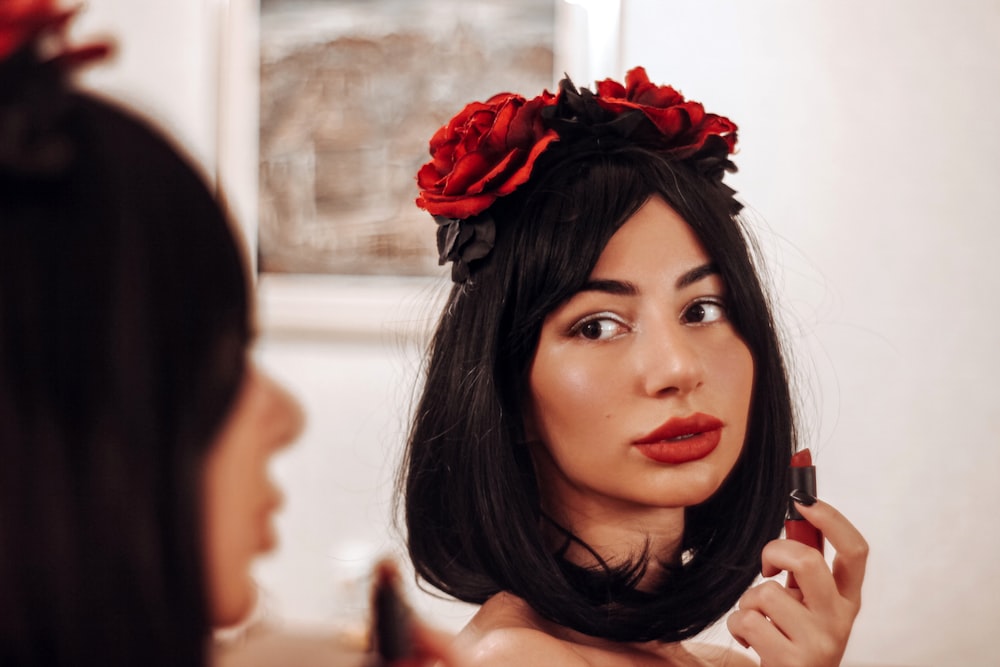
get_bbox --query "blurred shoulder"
[213,626,369,667]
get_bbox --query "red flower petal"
[624,66,651,90]
[442,151,493,196]
[642,105,692,137]
[416,162,445,191]
[494,131,559,196]
[508,92,555,146]
[481,97,521,152]
[417,191,497,219]
[595,78,627,99]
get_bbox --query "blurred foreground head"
[0,3,251,665]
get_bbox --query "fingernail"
[790,488,817,506]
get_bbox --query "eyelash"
[567,312,630,341]
[682,297,728,325]
[566,298,729,341]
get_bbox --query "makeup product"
[370,560,415,665]
[786,448,823,589]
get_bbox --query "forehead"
[589,196,711,282]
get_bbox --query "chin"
[211,580,258,629]
[659,468,730,507]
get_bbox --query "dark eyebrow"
[578,279,639,296]
[578,263,720,296]
[676,262,720,289]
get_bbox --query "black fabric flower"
[434,212,496,283]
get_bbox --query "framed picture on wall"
[258,0,556,278]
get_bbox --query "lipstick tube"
[786,448,823,588]
[370,560,414,664]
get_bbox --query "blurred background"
[73,1,1000,665]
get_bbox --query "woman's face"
[526,196,754,521]
[202,362,304,627]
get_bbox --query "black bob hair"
[0,62,250,666]
[402,145,795,643]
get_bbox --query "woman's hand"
[726,498,868,667]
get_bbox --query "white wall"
[74,0,259,260]
[621,2,1000,665]
[75,1,1000,665]
[74,0,218,171]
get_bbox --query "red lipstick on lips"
[786,448,824,589]
[633,413,724,464]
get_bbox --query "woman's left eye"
[682,300,727,324]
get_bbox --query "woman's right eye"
[570,315,628,341]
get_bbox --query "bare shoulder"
[685,641,759,667]
[463,626,591,667]
[455,593,590,667]
[455,594,759,667]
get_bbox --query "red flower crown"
[414,67,737,282]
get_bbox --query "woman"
[0,5,457,666]
[403,68,867,665]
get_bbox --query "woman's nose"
[637,319,704,398]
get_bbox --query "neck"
[539,483,687,589]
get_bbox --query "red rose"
[416,91,559,219]
[593,66,736,157]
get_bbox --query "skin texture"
[526,195,754,580]
[201,363,305,627]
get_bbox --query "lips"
[633,413,724,464]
